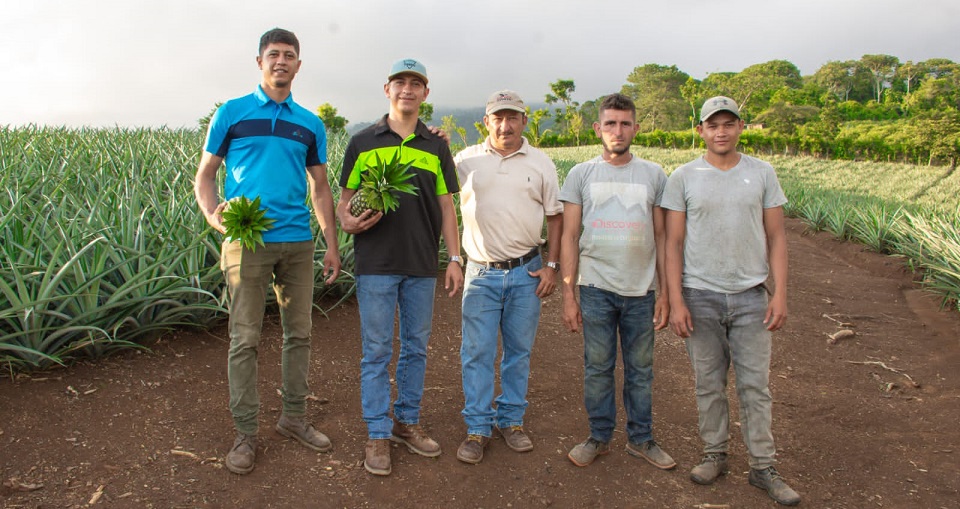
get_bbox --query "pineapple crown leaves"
[220,195,276,251]
[353,152,419,214]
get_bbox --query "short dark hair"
[599,93,637,119]
[259,28,300,56]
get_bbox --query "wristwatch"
[449,255,462,265]
[546,261,560,272]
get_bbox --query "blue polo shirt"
[204,85,327,243]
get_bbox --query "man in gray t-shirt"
[560,93,675,470]
[661,96,800,506]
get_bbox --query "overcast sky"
[4,0,958,128]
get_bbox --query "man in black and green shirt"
[336,58,462,477]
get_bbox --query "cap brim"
[486,105,526,115]
[700,108,740,123]
[388,71,428,85]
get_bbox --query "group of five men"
[193,28,800,506]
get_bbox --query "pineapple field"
[1,126,959,508]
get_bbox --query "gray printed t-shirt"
[559,155,666,297]
[660,154,787,294]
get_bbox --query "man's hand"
[428,125,451,144]
[764,292,788,331]
[205,201,228,234]
[320,249,341,285]
[562,295,582,333]
[530,266,557,299]
[653,294,670,331]
[338,208,383,235]
[669,301,693,338]
[444,262,463,297]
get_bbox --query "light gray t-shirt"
[660,154,787,294]
[559,155,666,297]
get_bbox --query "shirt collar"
[373,113,435,139]
[253,85,294,109]
[483,136,529,158]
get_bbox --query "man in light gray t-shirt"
[560,155,665,296]
[661,154,787,294]
[560,93,675,471]
[662,96,799,506]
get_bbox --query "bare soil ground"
[2,217,959,509]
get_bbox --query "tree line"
[308,54,959,167]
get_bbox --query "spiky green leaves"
[348,153,419,217]
[221,196,275,251]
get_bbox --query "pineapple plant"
[221,195,275,251]
[348,153,419,217]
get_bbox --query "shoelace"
[585,437,605,448]
[467,434,486,443]
[703,453,726,464]
[762,466,784,481]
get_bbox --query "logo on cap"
[403,59,418,69]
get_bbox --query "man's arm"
[439,193,463,297]
[194,152,226,233]
[307,163,341,285]
[763,206,788,331]
[559,203,582,333]
[529,213,563,299]
[665,210,692,338]
[652,205,669,330]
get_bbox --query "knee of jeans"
[624,346,654,370]
[584,348,616,371]
[362,339,393,363]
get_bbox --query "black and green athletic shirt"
[339,115,460,276]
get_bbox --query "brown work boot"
[391,421,441,457]
[225,433,257,475]
[276,414,332,452]
[497,425,534,452]
[364,439,392,476]
[456,434,490,464]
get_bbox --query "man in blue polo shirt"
[194,27,341,475]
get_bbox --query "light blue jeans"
[579,286,656,445]
[356,275,436,439]
[682,285,776,469]
[460,256,543,437]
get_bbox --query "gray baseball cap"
[700,96,740,123]
[388,58,428,85]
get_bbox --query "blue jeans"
[356,275,436,439]
[460,256,543,436]
[579,286,656,444]
[682,285,776,469]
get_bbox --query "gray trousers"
[682,285,776,469]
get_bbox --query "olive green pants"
[221,240,315,435]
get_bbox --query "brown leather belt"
[475,246,540,270]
